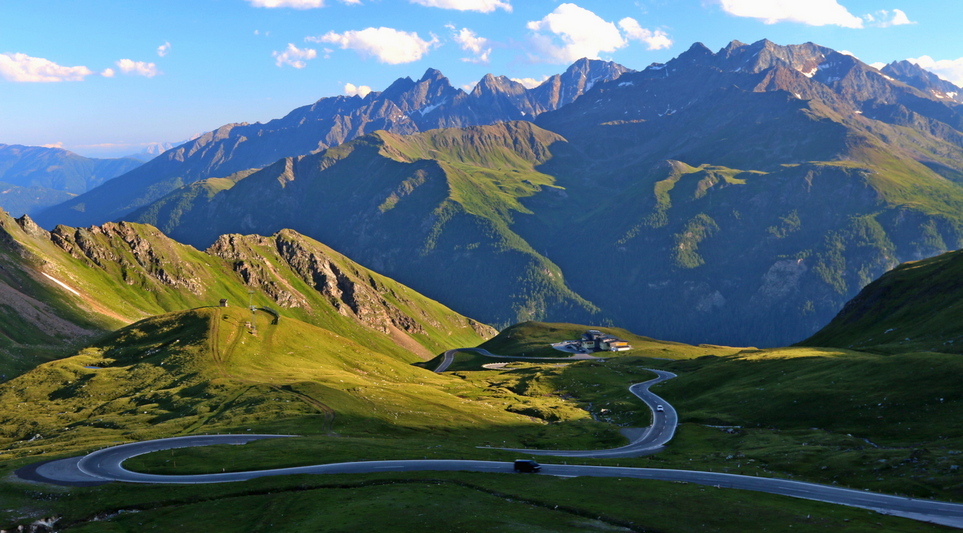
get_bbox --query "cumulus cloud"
[310,27,439,64]
[157,42,171,57]
[909,55,963,87]
[101,68,115,77]
[511,75,549,89]
[0,52,93,82]
[451,27,491,64]
[116,59,159,77]
[866,9,914,28]
[718,0,863,28]
[344,82,372,97]
[526,3,627,63]
[618,17,672,50]
[408,0,510,12]
[273,43,317,68]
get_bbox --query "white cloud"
[867,9,914,28]
[718,0,864,28]
[41,142,64,149]
[870,61,886,70]
[408,0,510,12]
[101,68,115,77]
[908,55,963,87]
[526,3,627,63]
[452,27,491,64]
[273,43,317,68]
[116,59,159,77]
[0,52,93,82]
[511,75,549,89]
[157,42,171,57]
[618,17,672,50]
[344,82,372,97]
[310,27,439,64]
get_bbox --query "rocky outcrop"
[208,231,444,336]
[48,221,204,294]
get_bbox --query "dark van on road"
[514,459,541,473]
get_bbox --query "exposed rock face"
[882,60,963,104]
[206,231,455,336]
[14,215,49,239]
[49,221,204,294]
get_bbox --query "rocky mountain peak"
[882,60,963,102]
[419,68,446,83]
[473,73,527,97]
[14,214,48,239]
[380,76,417,100]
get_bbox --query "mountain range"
[0,144,142,217]
[35,58,628,229]
[31,39,963,346]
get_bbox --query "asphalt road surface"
[435,346,677,457]
[21,434,963,528]
[493,369,678,458]
[17,350,963,528]
[434,347,597,373]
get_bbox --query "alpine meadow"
[3,1,963,531]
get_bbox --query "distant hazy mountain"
[125,141,186,162]
[0,144,142,216]
[129,39,963,346]
[35,59,629,229]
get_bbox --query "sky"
[2,0,962,158]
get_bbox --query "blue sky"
[2,0,962,158]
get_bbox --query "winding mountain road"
[21,434,963,528]
[433,347,598,373]
[17,349,963,528]
[493,369,678,458]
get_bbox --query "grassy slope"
[475,321,743,359]
[0,307,530,460]
[363,123,601,323]
[799,248,963,354]
[130,123,600,327]
[0,212,493,379]
[4,471,942,533]
[1,318,956,531]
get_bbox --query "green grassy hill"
[1,316,958,531]
[0,306,531,459]
[129,122,601,328]
[799,248,963,354]
[0,209,494,379]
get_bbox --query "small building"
[219,299,229,307]
[580,330,632,352]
